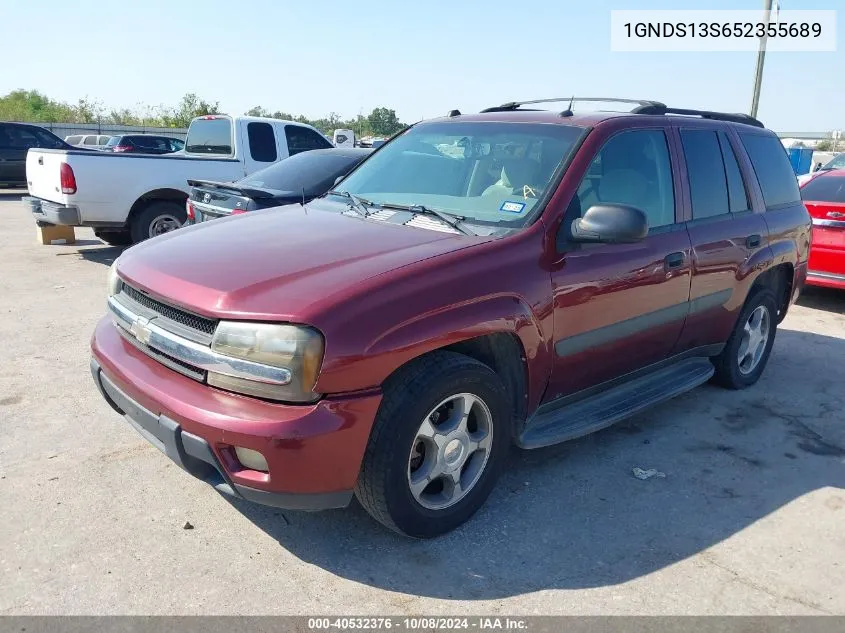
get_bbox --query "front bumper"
[90,317,383,510]
[24,196,81,226]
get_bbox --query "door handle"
[664,252,685,271]
[38,156,43,165]
[746,234,761,248]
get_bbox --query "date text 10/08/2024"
[307,617,529,630]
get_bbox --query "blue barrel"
[787,147,814,175]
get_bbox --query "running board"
[518,357,715,449]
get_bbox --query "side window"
[739,133,801,209]
[30,127,62,148]
[572,129,675,229]
[718,132,750,213]
[285,125,332,156]
[680,130,729,219]
[15,129,41,149]
[247,122,277,162]
[66,135,82,145]
[83,136,99,146]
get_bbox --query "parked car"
[90,98,810,537]
[186,148,371,223]
[797,152,845,186]
[0,122,72,187]
[65,134,112,150]
[103,135,184,155]
[800,168,845,289]
[23,115,333,245]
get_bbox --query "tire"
[130,201,186,243]
[355,351,511,538]
[711,287,778,389]
[94,229,132,246]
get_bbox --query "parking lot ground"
[1,190,844,615]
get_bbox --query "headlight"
[209,322,324,402]
[107,260,121,297]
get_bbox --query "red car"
[800,169,845,289]
[90,98,810,537]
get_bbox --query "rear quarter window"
[739,133,801,209]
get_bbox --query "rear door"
[674,127,770,353]
[801,173,845,281]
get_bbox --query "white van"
[333,129,355,148]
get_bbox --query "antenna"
[301,187,306,207]
[560,95,575,118]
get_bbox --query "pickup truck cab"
[90,99,810,537]
[25,114,332,244]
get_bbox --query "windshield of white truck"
[185,117,233,155]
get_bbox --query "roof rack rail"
[480,97,765,128]
[480,97,666,113]
[631,104,764,128]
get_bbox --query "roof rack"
[631,104,764,128]
[481,97,664,113]
[480,97,765,128]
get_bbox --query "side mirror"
[571,204,648,244]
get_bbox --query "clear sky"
[1,0,841,133]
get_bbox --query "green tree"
[367,107,404,137]
[245,106,270,117]
[816,139,833,151]
[161,93,220,128]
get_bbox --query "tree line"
[0,89,407,136]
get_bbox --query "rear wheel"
[130,201,186,243]
[94,229,132,246]
[355,351,510,538]
[711,288,778,389]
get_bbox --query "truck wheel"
[130,201,186,243]
[711,287,778,389]
[94,230,132,246]
[355,351,510,538]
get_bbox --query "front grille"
[116,326,205,381]
[122,284,217,336]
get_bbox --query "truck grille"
[121,283,217,336]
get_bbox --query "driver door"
[545,127,692,401]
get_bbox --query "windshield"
[185,117,233,155]
[241,150,366,194]
[822,154,845,170]
[801,175,845,202]
[334,121,584,225]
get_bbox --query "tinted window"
[573,129,676,228]
[800,175,845,202]
[66,135,82,145]
[285,125,333,156]
[185,117,233,155]
[83,136,99,145]
[27,127,63,149]
[241,151,367,194]
[718,132,750,213]
[247,122,277,162]
[169,138,185,151]
[739,133,801,208]
[105,136,121,147]
[681,130,729,219]
[10,128,41,149]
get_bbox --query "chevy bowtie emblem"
[827,211,845,218]
[129,316,152,345]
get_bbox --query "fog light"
[234,447,269,472]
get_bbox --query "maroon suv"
[90,98,811,537]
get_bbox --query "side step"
[518,357,715,449]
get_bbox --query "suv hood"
[117,200,488,321]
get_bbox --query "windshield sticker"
[500,201,526,214]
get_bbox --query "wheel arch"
[127,188,189,227]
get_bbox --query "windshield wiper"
[327,190,373,217]
[378,203,474,236]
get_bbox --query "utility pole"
[750,0,774,119]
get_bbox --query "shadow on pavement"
[797,286,845,314]
[74,245,126,266]
[226,328,845,599]
[0,191,25,202]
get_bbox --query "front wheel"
[355,351,511,538]
[711,287,778,389]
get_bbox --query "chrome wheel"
[148,215,182,237]
[408,393,493,511]
[737,305,770,375]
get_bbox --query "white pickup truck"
[24,115,333,244]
